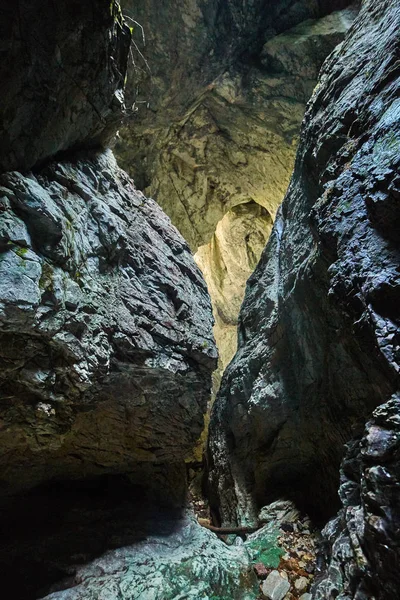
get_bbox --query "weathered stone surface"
[0,0,131,172]
[195,201,272,389]
[117,0,358,399]
[0,150,217,497]
[38,512,258,600]
[118,1,358,250]
[208,0,399,531]
[261,570,290,600]
[313,395,400,600]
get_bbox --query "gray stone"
[261,570,291,600]
[294,576,309,593]
[299,595,312,600]
[0,150,217,498]
[39,513,259,600]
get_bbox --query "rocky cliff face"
[314,394,400,600]
[208,0,400,560]
[2,0,399,598]
[117,0,359,379]
[0,0,216,505]
[0,3,231,598]
[118,0,357,251]
[0,151,216,499]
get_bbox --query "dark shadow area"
[0,474,185,600]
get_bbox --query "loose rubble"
[190,496,319,600]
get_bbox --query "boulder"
[38,513,259,600]
[0,150,217,498]
[261,570,290,600]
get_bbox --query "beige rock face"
[118,6,357,248]
[195,202,272,376]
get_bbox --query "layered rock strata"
[208,0,400,546]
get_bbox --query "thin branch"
[124,15,146,46]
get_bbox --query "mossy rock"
[245,523,284,569]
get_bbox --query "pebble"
[299,594,312,600]
[294,576,309,593]
[261,570,291,600]
[253,562,269,579]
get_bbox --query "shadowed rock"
[208,0,400,537]
[0,0,131,172]
[0,150,217,498]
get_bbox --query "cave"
[0,0,399,599]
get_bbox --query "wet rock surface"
[208,0,400,572]
[38,511,258,600]
[0,0,131,173]
[313,395,400,600]
[0,150,216,497]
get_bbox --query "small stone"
[280,570,289,580]
[294,576,309,593]
[261,570,291,600]
[253,562,269,579]
[305,562,315,574]
[299,594,312,600]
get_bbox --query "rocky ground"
[189,470,319,600]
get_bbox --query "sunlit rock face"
[117,0,358,376]
[118,2,358,249]
[208,0,399,557]
[195,202,272,377]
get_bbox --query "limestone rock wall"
[195,202,272,380]
[0,151,216,498]
[208,0,400,547]
[118,1,358,250]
